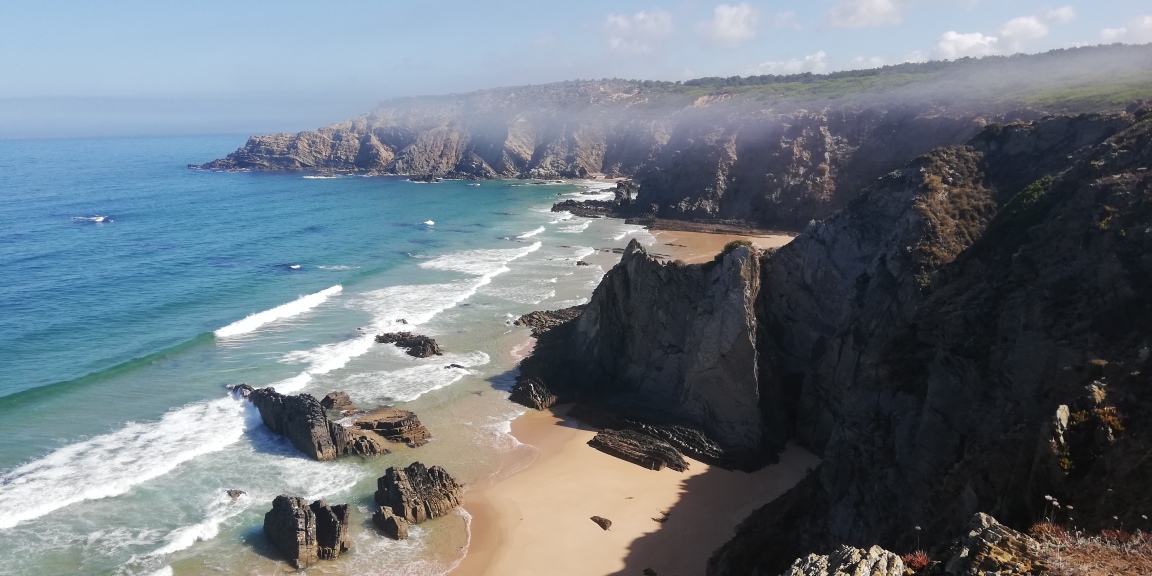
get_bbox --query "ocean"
[0,135,653,575]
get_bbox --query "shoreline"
[452,225,811,575]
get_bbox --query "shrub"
[901,550,931,571]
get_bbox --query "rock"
[375,462,463,524]
[375,332,442,357]
[321,391,354,410]
[244,386,388,460]
[354,407,431,445]
[225,489,245,500]
[262,495,350,568]
[779,545,904,576]
[587,429,688,472]
[512,305,586,337]
[509,378,559,411]
[576,260,591,266]
[445,363,466,369]
[373,506,409,540]
[568,403,724,466]
[591,516,612,530]
[942,513,1046,576]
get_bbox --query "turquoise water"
[0,136,652,575]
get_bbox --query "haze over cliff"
[200,44,1152,229]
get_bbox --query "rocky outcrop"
[513,305,586,337]
[508,378,558,411]
[375,462,463,524]
[376,332,442,357]
[373,506,409,540]
[588,429,689,472]
[354,407,431,445]
[942,513,1046,576]
[321,391,354,410]
[779,545,904,576]
[263,495,350,568]
[569,403,724,466]
[238,385,389,460]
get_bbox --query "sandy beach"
[650,230,796,264]
[454,407,818,576]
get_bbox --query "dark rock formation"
[321,391,354,411]
[591,516,613,530]
[569,403,724,466]
[225,489,245,500]
[513,305,587,337]
[354,407,431,445]
[375,462,463,524]
[372,506,409,540]
[376,332,442,357]
[263,495,350,568]
[508,378,559,411]
[588,429,689,472]
[241,386,389,460]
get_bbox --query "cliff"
[197,45,1152,229]
[521,104,1152,573]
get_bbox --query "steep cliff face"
[710,110,1152,574]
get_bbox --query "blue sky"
[1,0,1150,137]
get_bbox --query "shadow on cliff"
[605,443,820,576]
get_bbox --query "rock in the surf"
[375,461,463,524]
[225,489,246,500]
[375,332,443,357]
[587,429,688,472]
[354,407,431,446]
[263,495,351,568]
[321,391,355,410]
[244,386,389,460]
[373,506,410,540]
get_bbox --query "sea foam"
[214,285,342,338]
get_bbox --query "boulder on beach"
[587,429,688,472]
[509,377,559,411]
[263,495,350,568]
[375,332,442,357]
[375,461,463,524]
[591,516,613,530]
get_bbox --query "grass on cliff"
[1031,522,1152,575]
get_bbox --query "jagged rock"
[321,391,354,410]
[445,363,466,369]
[509,378,559,411]
[375,462,463,524]
[569,403,724,466]
[376,332,442,357]
[263,495,350,568]
[373,506,409,540]
[576,260,591,266]
[942,513,1046,576]
[244,386,388,460]
[779,545,904,576]
[354,407,431,445]
[588,429,688,472]
[591,516,612,530]
[225,489,245,500]
[513,305,586,337]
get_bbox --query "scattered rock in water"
[373,506,410,540]
[225,489,246,500]
[445,363,466,369]
[588,429,688,472]
[513,306,586,337]
[263,495,350,569]
[354,407,431,446]
[576,260,591,266]
[321,391,354,411]
[509,377,559,411]
[591,516,612,530]
[375,332,442,357]
[238,385,389,460]
[375,461,464,524]
[397,318,408,324]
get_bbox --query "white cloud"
[852,55,888,68]
[769,11,800,29]
[754,51,829,75]
[602,10,674,54]
[999,16,1048,51]
[935,31,1000,59]
[1101,15,1152,44]
[699,3,760,46]
[1045,6,1076,25]
[827,0,902,29]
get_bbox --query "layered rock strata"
[376,332,443,357]
[354,407,431,446]
[587,429,689,472]
[513,305,586,337]
[375,462,463,524]
[235,385,391,460]
[263,495,350,568]
[373,506,409,540]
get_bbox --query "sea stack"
[262,495,350,568]
[375,462,463,524]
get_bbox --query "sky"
[1,0,1150,138]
